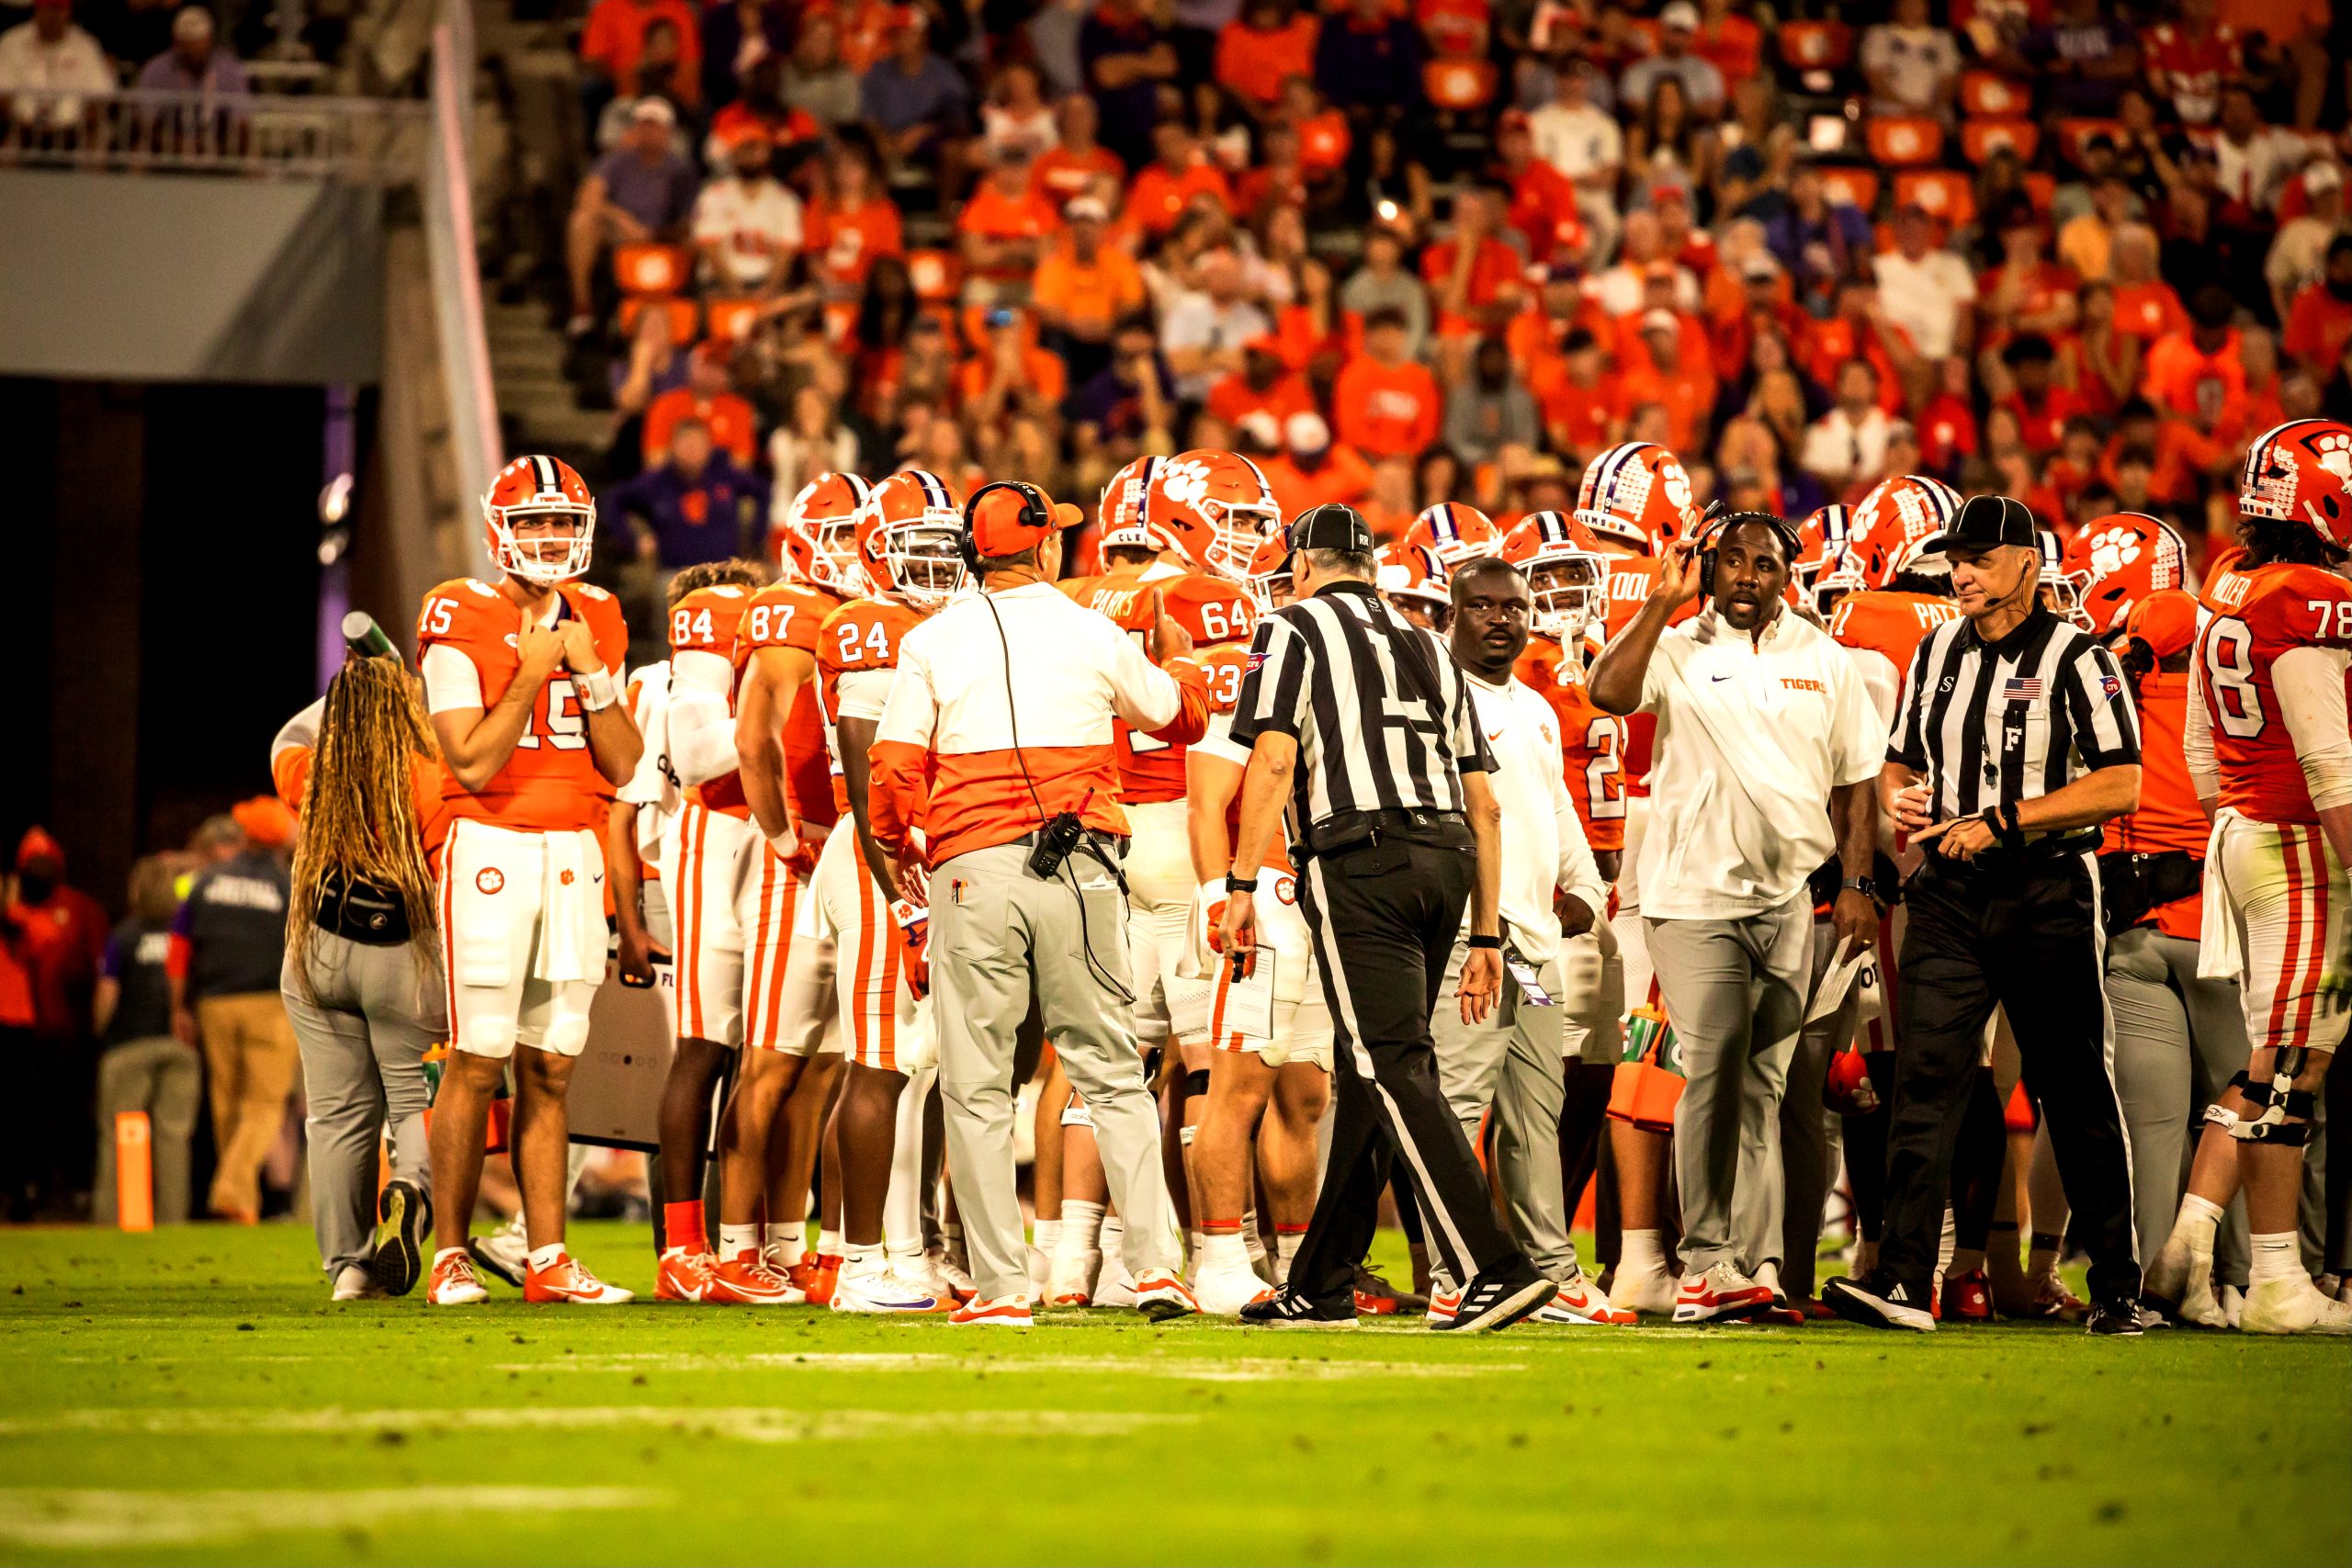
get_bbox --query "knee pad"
[2200,1102,2240,1134]
[2228,1077,2317,1145]
[1184,1067,1211,1099]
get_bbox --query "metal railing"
[424,0,501,572]
[0,86,424,180]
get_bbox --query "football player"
[1377,541,1454,633]
[2160,420,2352,1334]
[1404,502,1504,570]
[1792,504,1855,618]
[2061,513,2190,638]
[420,456,643,1306]
[808,470,974,1312]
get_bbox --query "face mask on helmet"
[495,510,594,586]
[885,521,967,604]
[807,509,865,587]
[1246,533,1294,611]
[1524,553,1606,639]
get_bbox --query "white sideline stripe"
[0,1407,1184,1443]
[0,1486,664,1550]
[488,1352,1521,1381]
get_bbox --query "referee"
[1221,503,1553,1333]
[1825,495,2148,1337]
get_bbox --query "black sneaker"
[1240,1287,1359,1329]
[1822,1274,1937,1332]
[1431,1266,1553,1333]
[370,1179,433,1297]
[2086,1297,2149,1337]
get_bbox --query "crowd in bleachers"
[551,0,2351,618]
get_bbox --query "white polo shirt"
[1635,605,1888,921]
[1462,672,1610,964]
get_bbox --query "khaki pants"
[198,992,302,1219]
[1430,936,1575,1282]
[93,1036,203,1224]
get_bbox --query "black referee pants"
[1881,852,2141,1304]
[1289,837,1528,1302]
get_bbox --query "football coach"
[1220,502,1555,1333]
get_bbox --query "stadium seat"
[613,243,690,298]
[616,294,698,343]
[905,248,961,303]
[704,298,764,342]
[1958,70,2029,118]
[1895,169,1975,228]
[1424,58,1497,111]
[1961,118,2038,166]
[2053,118,2125,169]
[1818,167,1879,214]
[1865,116,1944,167]
[1778,19,1851,71]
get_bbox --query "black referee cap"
[1920,494,2037,557]
[1288,503,1374,555]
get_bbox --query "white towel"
[536,828,606,986]
[2196,810,2243,981]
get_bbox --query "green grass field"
[0,1222,2345,1566]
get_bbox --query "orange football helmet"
[854,469,965,605]
[1376,540,1452,616]
[1837,473,1963,592]
[1148,449,1283,581]
[2063,513,2188,636]
[774,527,825,587]
[1099,455,1174,554]
[1502,511,1608,639]
[783,472,874,592]
[1245,531,1295,612]
[2036,529,2091,628]
[482,455,596,586]
[1572,441,1694,555]
[1406,502,1504,569]
[2240,417,2352,551]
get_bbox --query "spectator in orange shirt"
[1216,0,1320,119]
[956,306,1070,425]
[1031,94,1125,209]
[582,0,701,107]
[1800,278,1917,415]
[1421,185,1526,349]
[1536,325,1620,458]
[958,143,1060,286]
[2141,284,2248,430]
[804,142,904,299]
[2105,225,2188,344]
[1996,333,2092,455]
[1281,75,1351,180]
[1261,411,1375,517]
[1332,306,1443,458]
[1126,120,1234,238]
[1494,110,1582,266]
[2283,234,2352,376]
[1691,0,1762,88]
[1032,194,1147,382]
[643,343,760,466]
[1208,333,1317,427]
[1616,308,1716,456]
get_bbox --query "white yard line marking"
[490,1352,1523,1381]
[0,1486,665,1550]
[0,1407,1185,1443]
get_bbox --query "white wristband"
[576,666,619,711]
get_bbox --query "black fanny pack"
[2097,851,2203,935]
[1301,808,1473,860]
[319,870,413,945]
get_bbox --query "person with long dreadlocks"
[271,642,451,1301]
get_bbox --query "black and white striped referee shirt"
[1888,604,2141,825]
[1227,580,1494,830]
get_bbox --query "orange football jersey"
[1516,637,1626,854]
[1829,591,1966,713]
[737,581,845,828]
[2198,559,2352,827]
[1062,568,1260,805]
[817,594,927,818]
[417,577,629,833]
[2104,668,2211,940]
[669,583,759,818]
[1197,639,1290,874]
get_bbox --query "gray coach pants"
[1777,916,1853,1298]
[932,840,1182,1301]
[2107,924,2254,1288]
[1430,936,1575,1280]
[281,934,444,1278]
[1648,895,1814,1278]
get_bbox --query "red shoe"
[790,1254,842,1306]
[951,1293,1034,1327]
[655,1247,720,1303]
[707,1249,803,1306]
[522,1253,633,1304]
[1941,1267,1994,1323]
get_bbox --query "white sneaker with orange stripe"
[522,1252,634,1304]
[1133,1269,1199,1323]
[427,1247,489,1306]
[951,1293,1035,1327]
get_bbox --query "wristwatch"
[1225,874,1259,895]
[1840,875,1880,902]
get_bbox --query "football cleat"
[831,1260,947,1314]
[1132,1268,1200,1323]
[1192,1258,1275,1317]
[468,1220,529,1288]
[1534,1269,1636,1325]
[707,1250,800,1306]
[1940,1267,1994,1323]
[523,1254,634,1304]
[2238,1277,2352,1336]
[789,1253,842,1306]
[951,1293,1035,1327]
[1673,1264,1777,1325]
[427,1248,491,1306]
[655,1247,722,1303]
[2025,1270,2088,1323]
[1351,1263,1426,1316]
[370,1178,432,1298]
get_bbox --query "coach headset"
[1691,502,1804,597]
[957,479,1136,1003]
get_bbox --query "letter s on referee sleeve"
[1227,617,1310,750]
[869,634,938,863]
[1887,631,1937,770]
[2062,637,2142,769]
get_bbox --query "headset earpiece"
[1695,507,1799,599]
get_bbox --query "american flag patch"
[2004,678,2045,700]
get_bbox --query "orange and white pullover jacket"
[869,581,1212,866]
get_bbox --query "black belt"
[2097,849,2203,934]
[318,871,413,945]
[1300,807,1473,859]
[1915,829,2101,881]
[1004,829,1126,860]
